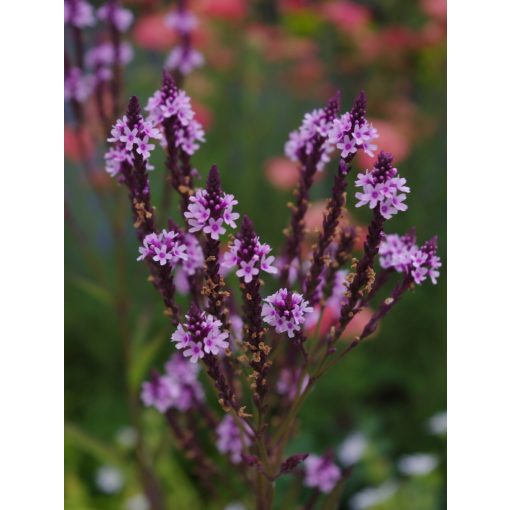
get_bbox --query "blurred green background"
[65,0,446,508]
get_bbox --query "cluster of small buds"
[105,112,161,176]
[64,67,94,103]
[137,230,188,267]
[171,306,230,362]
[165,5,204,75]
[354,153,410,220]
[141,354,204,413]
[185,188,239,239]
[64,0,95,27]
[97,1,133,32]
[327,112,379,158]
[222,237,278,283]
[304,454,342,494]
[261,288,313,338]
[145,85,205,156]
[284,107,336,171]
[85,41,133,82]
[379,233,441,285]
[276,368,310,399]
[216,415,253,464]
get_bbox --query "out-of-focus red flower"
[357,119,410,168]
[64,125,95,163]
[304,200,328,232]
[421,0,447,20]
[306,306,375,339]
[265,157,300,190]
[192,100,213,130]
[133,13,177,50]
[320,1,371,33]
[196,0,247,21]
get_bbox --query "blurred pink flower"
[64,125,94,163]
[265,157,300,190]
[421,0,447,20]
[357,120,410,168]
[133,13,177,50]
[320,2,371,33]
[193,100,214,130]
[304,200,328,232]
[196,0,247,21]
[306,305,374,339]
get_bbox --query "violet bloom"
[222,237,278,283]
[379,233,441,285]
[262,288,313,338]
[105,110,161,177]
[97,1,133,32]
[140,371,179,413]
[85,41,133,84]
[166,47,205,76]
[216,415,252,464]
[304,454,342,494]
[327,110,378,159]
[276,368,310,399]
[171,305,230,362]
[184,188,239,240]
[64,0,95,28]
[354,159,410,220]
[137,230,188,267]
[145,86,205,156]
[284,107,336,172]
[64,67,94,103]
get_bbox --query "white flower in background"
[126,493,149,510]
[349,481,398,510]
[224,503,247,510]
[397,453,439,476]
[95,465,124,494]
[337,432,368,466]
[427,411,447,435]
[115,425,137,448]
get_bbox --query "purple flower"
[141,372,178,413]
[64,67,94,103]
[261,288,313,338]
[166,10,198,32]
[276,368,310,399]
[166,46,205,76]
[216,415,252,464]
[137,230,187,267]
[222,234,278,284]
[354,156,410,220]
[304,454,342,494]
[64,0,95,28]
[85,41,133,70]
[184,188,239,238]
[379,233,441,285]
[171,305,230,362]
[97,1,133,32]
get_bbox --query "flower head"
[222,215,278,283]
[137,230,187,267]
[171,304,230,362]
[64,0,95,28]
[166,46,205,76]
[184,166,239,238]
[216,415,252,464]
[262,288,313,338]
[97,1,133,32]
[354,151,409,219]
[64,67,94,103]
[304,454,342,493]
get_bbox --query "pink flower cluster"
[327,112,379,158]
[145,87,205,156]
[85,41,133,82]
[354,158,410,220]
[141,353,204,413]
[64,0,95,27]
[171,308,230,362]
[284,108,336,171]
[64,67,94,103]
[262,288,313,338]
[105,113,161,176]
[184,189,239,239]
[379,234,441,285]
[165,9,204,75]
[276,368,310,399]
[137,230,188,267]
[216,415,253,464]
[304,454,342,494]
[97,2,133,32]
[222,237,278,283]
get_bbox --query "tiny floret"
[216,415,252,464]
[137,230,187,267]
[304,454,342,494]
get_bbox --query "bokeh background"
[65,0,446,508]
